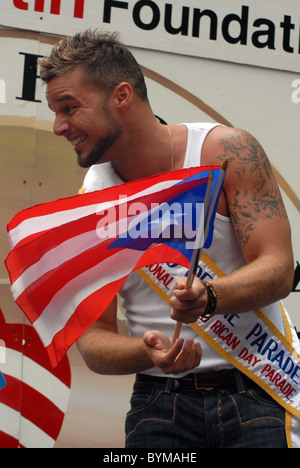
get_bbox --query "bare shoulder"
[202,126,289,249]
[202,125,267,168]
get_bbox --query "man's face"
[46,67,122,168]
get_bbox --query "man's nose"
[53,115,70,136]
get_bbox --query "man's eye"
[66,106,77,113]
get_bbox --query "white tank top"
[82,123,286,377]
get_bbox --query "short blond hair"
[39,30,148,101]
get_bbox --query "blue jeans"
[125,371,287,448]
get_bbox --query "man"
[39,30,297,448]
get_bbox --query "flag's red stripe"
[20,379,65,440]
[1,375,65,441]
[45,277,127,367]
[135,243,190,271]
[15,240,121,322]
[0,430,22,448]
[6,213,112,284]
[0,373,21,411]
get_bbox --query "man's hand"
[169,276,208,324]
[143,330,202,375]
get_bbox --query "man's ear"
[111,82,133,112]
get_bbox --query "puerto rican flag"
[5,166,225,368]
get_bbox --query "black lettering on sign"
[16,52,42,103]
[103,0,129,23]
[164,4,189,36]
[132,0,160,31]
[222,5,249,45]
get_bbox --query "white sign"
[1,0,300,73]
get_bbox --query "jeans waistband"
[136,369,247,394]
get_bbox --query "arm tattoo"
[217,129,287,248]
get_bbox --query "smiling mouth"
[71,135,88,148]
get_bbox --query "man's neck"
[112,124,188,182]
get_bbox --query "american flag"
[5,166,225,367]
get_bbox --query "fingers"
[169,277,208,324]
[170,307,199,325]
[172,276,206,303]
[162,338,202,375]
[143,330,202,376]
[143,330,171,351]
[156,338,185,371]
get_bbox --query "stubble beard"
[77,101,122,168]
[77,122,122,168]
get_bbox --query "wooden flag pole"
[171,169,214,346]
[170,160,228,346]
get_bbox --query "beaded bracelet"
[201,282,220,318]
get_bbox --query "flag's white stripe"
[12,229,100,300]
[0,403,55,448]
[9,180,180,248]
[0,348,70,412]
[34,248,144,347]
[8,203,100,249]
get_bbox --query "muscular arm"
[77,297,151,375]
[170,127,294,320]
[77,296,202,375]
[215,127,293,312]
